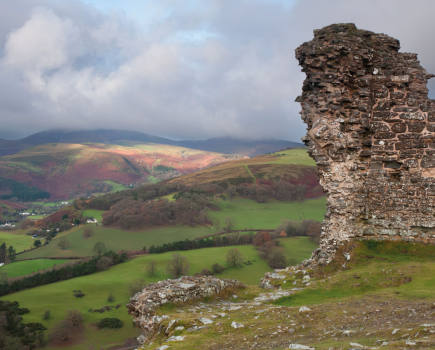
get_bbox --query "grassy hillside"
[0,230,36,252]
[168,148,322,199]
[0,259,71,277]
[0,237,316,350]
[208,197,326,230]
[16,226,220,259]
[132,241,435,350]
[0,143,244,199]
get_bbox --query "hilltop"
[0,128,303,157]
[0,143,245,199]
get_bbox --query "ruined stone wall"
[296,23,435,264]
[126,275,245,344]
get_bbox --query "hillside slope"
[0,143,244,199]
[0,129,302,157]
[169,148,323,199]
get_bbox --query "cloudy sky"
[1,0,435,141]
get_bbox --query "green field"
[17,226,220,259]
[266,148,315,166]
[0,237,316,350]
[0,259,70,277]
[103,180,126,192]
[0,231,36,253]
[29,215,46,220]
[208,197,326,230]
[82,209,105,221]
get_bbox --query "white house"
[87,219,98,224]
[20,212,30,216]
[61,202,70,205]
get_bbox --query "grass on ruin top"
[273,240,435,308]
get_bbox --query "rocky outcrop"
[296,23,435,265]
[126,276,245,344]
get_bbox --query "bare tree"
[166,253,190,278]
[215,218,221,230]
[65,310,83,328]
[226,248,243,268]
[83,227,93,238]
[224,216,236,230]
[49,320,74,342]
[129,278,146,296]
[96,256,113,271]
[226,186,236,199]
[146,260,158,277]
[57,237,69,250]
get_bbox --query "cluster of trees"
[0,177,51,202]
[0,243,16,264]
[0,300,46,349]
[102,196,211,229]
[278,219,322,244]
[252,231,290,269]
[232,180,307,203]
[0,251,127,297]
[85,181,180,211]
[148,232,253,254]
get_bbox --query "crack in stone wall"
[296,23,435,265]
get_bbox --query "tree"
[279,230,288,238]
[166,253,190,278]
[212,263,224,274]
[57,237,69,250]
[129,278,146,296]
[146,260,158,277]
[34,240,42,247]
[83,227,93,238]
[49,320,74,342]
[93,242,106,255]
[268,250,287,269]
[61,214,69,220]
[215,219,221,230]
[0,243,6,264]
[226,248,243,268]
[7,246,16,262]
[96,256,113,270]
[226,186,236,199]
[142,246,147,253]
[107,293,115,302]
[65,310,83,328]
[224,216,236,230]
[306,221,322,244]
[43,310,51,320]
[74,218,80,225]
[257,241,274,260]
[253,231,271,246]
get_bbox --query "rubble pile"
[296,23,435,265]
[126,275,245,344]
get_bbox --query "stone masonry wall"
[296,23,435,265]
[126,275,245,344]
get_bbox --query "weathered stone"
[294,23,435,262]
[126,276,245,344]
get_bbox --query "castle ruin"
[297,23,435,265]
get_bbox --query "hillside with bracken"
[0,143,245,199]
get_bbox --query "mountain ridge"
[0,128,303,157]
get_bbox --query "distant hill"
[0,129,302,157]
[0,142,245,199]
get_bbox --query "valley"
[0,144,326,349]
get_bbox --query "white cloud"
[0,0,435,141]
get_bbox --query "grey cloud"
[0,0,435,141]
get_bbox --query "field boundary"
[196,228,275,240]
